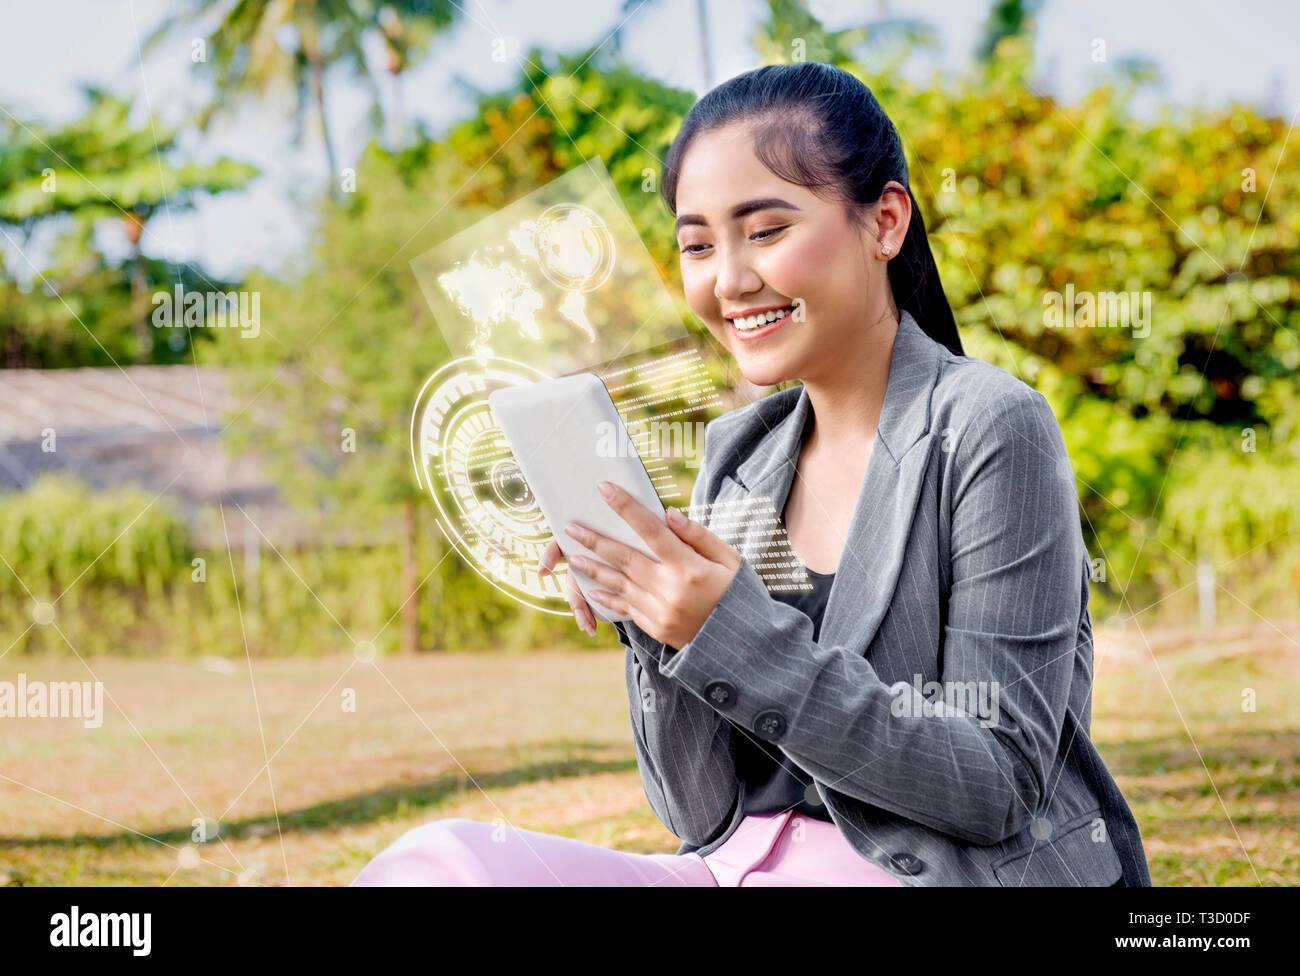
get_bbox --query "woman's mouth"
[727,304,797,342]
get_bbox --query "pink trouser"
[349,809,903,887]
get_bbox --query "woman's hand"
[559,480,743,650]
[537,538,600,637]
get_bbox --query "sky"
[1,0,1296,280]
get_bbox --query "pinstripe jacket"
[614,309,1152,886]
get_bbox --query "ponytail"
[889,185,963,356]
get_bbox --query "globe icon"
[533,203,614,293]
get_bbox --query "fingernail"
[598,481,614,499]
[537,561,549,577]
[667,507,684,525]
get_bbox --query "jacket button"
[889,852,924,875]
[704,680,737,709]
[754,709,787,741]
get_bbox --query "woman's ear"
[874,181,912,255]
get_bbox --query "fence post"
[1196,533,1216,631]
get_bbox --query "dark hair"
[660,62,963,356]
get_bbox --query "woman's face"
[673,121,892,389]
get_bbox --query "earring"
[880,243,893,257]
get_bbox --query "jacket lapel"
[725,310,943,656]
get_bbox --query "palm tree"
[376,2,459,150]
[147,1,462,196]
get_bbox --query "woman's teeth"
[730,305,795,331]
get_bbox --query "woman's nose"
[713,245,760,302]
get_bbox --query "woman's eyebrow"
[675,197,802,231]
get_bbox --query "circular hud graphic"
[410,356,574,615]
[533,203,615,293]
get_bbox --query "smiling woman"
[350,62,1151,887]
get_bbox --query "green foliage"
[974,0,1044,64]
[0,474,191,598]
[1055,396,1175,589]
[0,88,258,366]
[0,220,241,367]
[0,88,258,224]
[0,490,605,658]
[817,31,1300,616]
[5,3,1300,651]
[1161,438,1300,558]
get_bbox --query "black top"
[728,562,837,823]
[773,565,836,643]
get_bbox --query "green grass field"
[1,624,1296,886]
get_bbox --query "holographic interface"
[409,158,810,616]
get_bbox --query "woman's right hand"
[537,538,598,637]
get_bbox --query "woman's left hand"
[566,480,743,650]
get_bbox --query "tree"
[975,0,1044,63]
[375,2,460,150]
[0,90,255,364]
[148,0,463,195]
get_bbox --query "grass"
[0,622,1296,886]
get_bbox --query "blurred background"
[0,0,1296,886]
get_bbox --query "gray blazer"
[615,309,1152,886]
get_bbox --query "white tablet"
[488,373,666,623]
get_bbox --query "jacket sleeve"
[615,432,741,848]
[654,390,1084,847]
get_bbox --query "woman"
[352,62,1151,887]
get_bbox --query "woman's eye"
[679,227,786,255]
